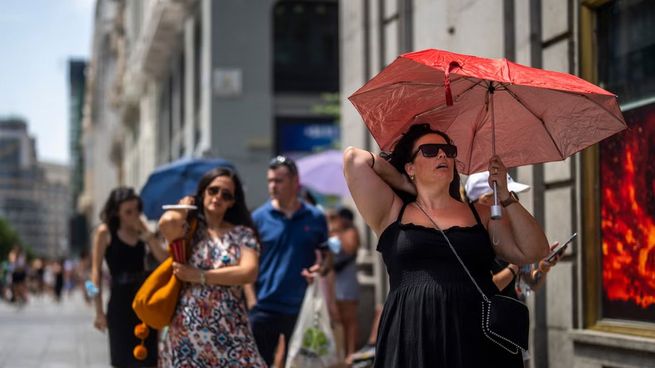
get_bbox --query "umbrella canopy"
[297,150,349,197]
[349,48,627,174]
[140,158,236,219]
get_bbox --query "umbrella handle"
[488,82,501,220]
[491,181,502,220]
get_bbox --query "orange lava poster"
[600,102,655,323]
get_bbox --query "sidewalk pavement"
[0,291,110,368]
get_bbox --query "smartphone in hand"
[546,233,577,263]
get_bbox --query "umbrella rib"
[503,84,566,159]
[413,79,484,119]
[466,102,489,173]
[550,89,627,127]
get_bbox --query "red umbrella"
[348,48,627,175]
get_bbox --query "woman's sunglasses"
[205,186,235,201]
[411,143,458,160]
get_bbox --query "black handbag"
[414,203,529,354]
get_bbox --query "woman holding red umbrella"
[343,123,549,367]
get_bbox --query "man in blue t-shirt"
[249,155,331,366]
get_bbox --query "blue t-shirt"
[252,201,328,315]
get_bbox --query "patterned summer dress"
[159,225,266,367]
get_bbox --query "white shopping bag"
[285,280,339,368]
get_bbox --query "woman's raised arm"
[158,210,188,243]
[343,147,411,235]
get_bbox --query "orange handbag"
[132,257,181,330]
[132,217,197,330]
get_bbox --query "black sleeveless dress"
[374,203,523,368]
[105,229,158,367]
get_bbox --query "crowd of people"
[0,246,91,306]
[0,149,562,368]
[0,124,565,367]
[87,157,355,367]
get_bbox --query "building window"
[273,1,339,92]
[582,0,655,335]
[598,103,655,324]
[597,0,655,324]
[597,0,655,105]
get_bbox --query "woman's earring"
[410,174,415,181]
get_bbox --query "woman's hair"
[99,187,143,233]
[387,123,462,202]
[337,206,355,223]
[193,167,257,238]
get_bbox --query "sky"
[0,0,94,164]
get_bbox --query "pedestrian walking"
[158,167,266,367]
[29,258,45,296]
[91,187,168,368]
[248,155,331,366]
[0,257,9,301]
[9,246,28,306]
[77,249,93,304]
[53,258,64,302]
[343,123,550,367]
[326,206,361,365]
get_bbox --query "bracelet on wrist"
[368,151,376,169]
[507,266,518,278]
[500,191,519,208]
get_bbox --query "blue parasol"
[140,157,235,219]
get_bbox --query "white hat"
[464,171,530,202]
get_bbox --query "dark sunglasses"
[269,155,298,176]
[206,186,235,201]
[411,143,458,160]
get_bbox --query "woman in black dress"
[91,187,168,367]
[343,124,550,367]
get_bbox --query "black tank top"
[377,201,497,293]
[104,228,146,277]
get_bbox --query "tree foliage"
[0,217,21,261]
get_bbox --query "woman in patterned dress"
[158,167,266,367]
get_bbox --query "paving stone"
[0,292,110,368]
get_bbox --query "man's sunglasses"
[269,155,298,176]
[411,143,458,160]
[206,186,235,201]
